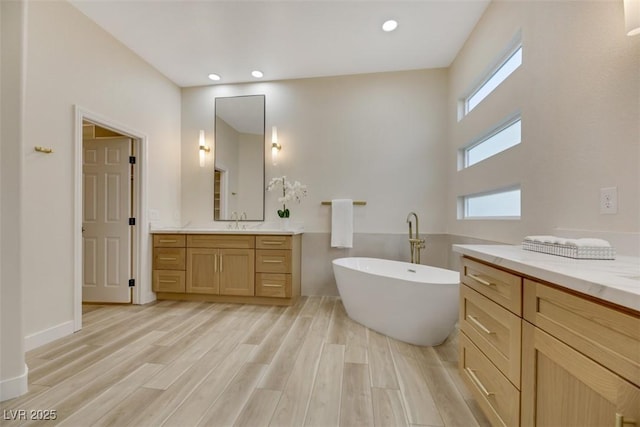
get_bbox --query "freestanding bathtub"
[332,257,460,346]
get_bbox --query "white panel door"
[83,137,132,303]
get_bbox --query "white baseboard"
[24,320,74,351]
[0,364,28,402]
[139,291,157,305]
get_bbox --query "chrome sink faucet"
[231,211,239,229]
[406,212,426,264]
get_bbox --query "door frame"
[73,105,149,332]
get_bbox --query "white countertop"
[150,225,304,236]
[453,244,640,312]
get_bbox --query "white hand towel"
[331,199,353,248]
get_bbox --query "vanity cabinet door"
[256,250,291,274]
[153,270,185,293]
[461,257,522,315]
[460,333,520,427]
[218,249,255,296]
[256,273,291,298]
[521,322,640,426]
[460,285,521,387]
[186,248,219,294]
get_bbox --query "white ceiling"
[69,0,490,88]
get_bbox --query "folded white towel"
[523,235,611,247]
[524,235,559,243]
[573,238,612,248]
[331,199,353,248]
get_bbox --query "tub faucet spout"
[406,212,425,264]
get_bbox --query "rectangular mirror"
[214,95,265,221]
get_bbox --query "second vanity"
[453,245,640,427]
[151,228,302,306]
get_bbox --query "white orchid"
[267,176,308,218]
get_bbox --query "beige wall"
[181,70,449,234]
[447,0,640,252]
[1,0,28,401]
[181,70,450,294]
[21,1,182,338]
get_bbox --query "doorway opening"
[74,106,148,332]
[82,121,135,304]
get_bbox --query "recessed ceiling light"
[208,73,221,81]
[251,70,264,78]
[382,19,398,32]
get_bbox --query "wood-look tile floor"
[2,297,489,427]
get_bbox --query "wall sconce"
[198,130,210,168]
[271,126,281,165]
[625,0,640,36]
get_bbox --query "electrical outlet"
[600,187,618,214]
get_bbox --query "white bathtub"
[332,257,460,346]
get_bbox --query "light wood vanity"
[456,246,640,427]
[152,232,301,305]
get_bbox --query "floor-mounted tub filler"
[332,257,460,346]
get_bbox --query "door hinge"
[129,217,136,226]
[129,156,136,164]
[128,279,135,287]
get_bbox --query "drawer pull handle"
[465,367,494,397]
[262,283,283,288]
[159,257,177,261]
[159,280,177,284]
[263,259,283,264]
[262,241,283,245]
[468,273,494,287]
[616,414,637,427]
[468,315,494,335]
[214,254,218,273]
[159,239,177,243]
[219,255,223,272]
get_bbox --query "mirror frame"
[213,94,266,221]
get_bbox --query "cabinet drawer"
[524,279,640,387]
[256,235,291,250]
[187,234,255,249]
[153,248,186,270]
[460,285,522,388]
[153,234,185,248]
[460,332,520,427]
[462,257,522,315]
[256,250,291,273]
[256,273,291,298]
[153,270,185,293]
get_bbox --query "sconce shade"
[625,0,640,36]
[198,129,210,168]
[271,126,281,165]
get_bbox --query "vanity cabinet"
[255,235,297,298]
[459,256,640,427]
[152,232,301,305]
[459,257,523,426]
[521,279,640,427]
[152,234,186,293]
[186,235,255,296]
[186,248,254,295]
